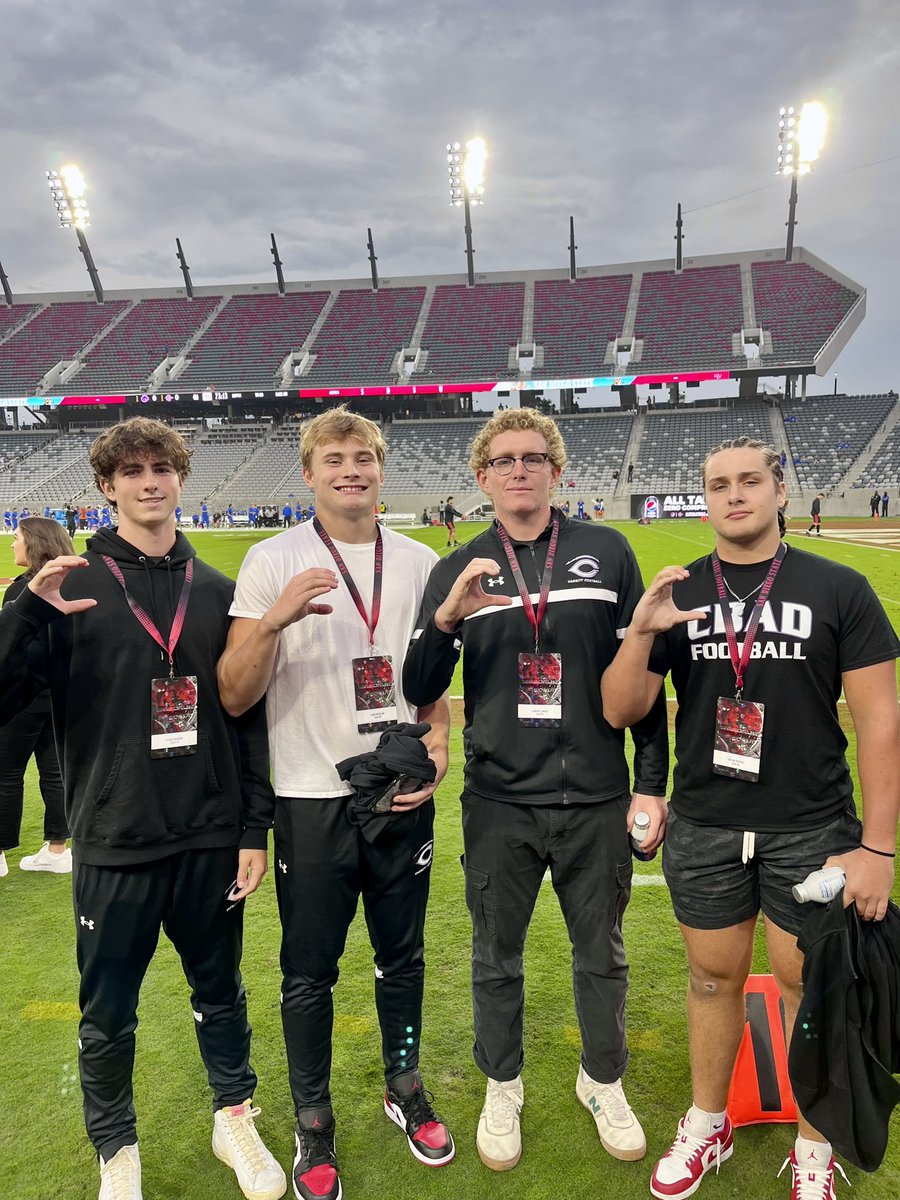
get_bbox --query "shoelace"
[297,1125,337,1170]
[486,1083,520,1129]
[399,1085,441,1133]
[592,1081,632,1124]
[222,1105,270,1173]
[777,1156,850,1199]
[101,1150,139,1199]
[665,1126,724,1175]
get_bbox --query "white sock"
[795,1136,831,1166]
[685,1105,727,1137]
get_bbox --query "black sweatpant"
[274,796,434,1112]
[0,705,67,850]
[74,847,257,1161]
[461,792,633,1085]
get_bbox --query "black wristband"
[860,842,896,859]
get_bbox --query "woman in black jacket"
[0,516,73,877]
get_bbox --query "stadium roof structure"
[0,245,864,407]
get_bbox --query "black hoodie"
[0,528,273,866]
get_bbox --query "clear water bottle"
[792,867,846,904]
[631,811,657,862]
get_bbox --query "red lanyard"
[711,543,786,697]
[314,518,383,650]
[101,555,193,677]
[495,509,560,651]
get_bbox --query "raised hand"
[434,558,512,632]
[260,568,339,634]
[630,566,706,637]
[27,556,97,615]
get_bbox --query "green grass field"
[0,521,897,1200]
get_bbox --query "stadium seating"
[0,301,129,396]
[0,304,40,347]
[858,420,900,488]
[220,424,304,505]
[303,288,426,385]
[177,293,330,390]
[381,418,490,494]
[633,403,773,491]
[72,296,222,393]
[782,392,897,490]
[420,283,525,379]
[753,261,858,367]
[555,414,634,491]
[633,266,743,373]
[533,276,632,376]
[0,432,96,507]
[0,430,56,470]
[178,427,268,515]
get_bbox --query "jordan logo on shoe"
[312,1116,322,1129]
[80,915,95,930]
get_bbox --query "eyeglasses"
[486,453,551,475]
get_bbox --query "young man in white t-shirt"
[218,408,454,1200]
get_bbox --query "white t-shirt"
[230,521,439,797]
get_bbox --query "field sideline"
[0,520,897,1200]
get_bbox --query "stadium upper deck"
[0,246,864,400]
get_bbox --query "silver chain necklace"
[722,577,764,605]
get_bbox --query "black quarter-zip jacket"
[0,528,273,866]
[403,511,668,804]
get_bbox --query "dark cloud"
[0,0,897,393]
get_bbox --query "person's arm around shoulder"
[218,566,339,716]
[825,659,900,921]
[601,566,704,728]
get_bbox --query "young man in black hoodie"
[0,418,285,1200]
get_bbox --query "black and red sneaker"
[384,1070,455,1167]
[293,1106,341,1200]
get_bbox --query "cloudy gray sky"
[2,0,898,396]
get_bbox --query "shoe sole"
[212,1136,288,1200]
[649,1142,734,1200]
[477,1142,521,1172]
[576,1091,647,1161]
[19,862,72,873]
[383,1098,456,1167]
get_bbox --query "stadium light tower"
[46,164,104,301]
[447,137,486,287]
[776,102,827,263]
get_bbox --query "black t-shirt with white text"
[650,545,899,831]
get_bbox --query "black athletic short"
[662,807,862,936]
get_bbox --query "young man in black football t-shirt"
[602,438,900,1200]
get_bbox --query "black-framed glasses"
[486,453,551,476]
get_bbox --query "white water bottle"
[631,811,656,862]
[792,867,846,904]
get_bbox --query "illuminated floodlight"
[463,137,487,197]
[776,102,826,175]
[47,161,92,228]
[443,135,488,285]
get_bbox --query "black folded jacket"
[335,722,437,844]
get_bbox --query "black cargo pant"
[275,796,434,1112]
[74,847,257,1161]
[0,706,67,849]
[461,792,633,1085]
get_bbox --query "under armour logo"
[413,840,434,875]
[278,859,287,873]
[80,916,94,930]
[485,576,505,588]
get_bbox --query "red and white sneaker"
[777,1151,849,1199]
[384,1069,455,1167]
[293,1107,340,1200]
[650,1113,734,1199]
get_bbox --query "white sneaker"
[576,1065,647,1160]
[19,842,73,873]
[477,1076,524,1171]
[212,1099,287,1200]
[0,851,8,878]
[99,1144,142,1200]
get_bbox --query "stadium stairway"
[767,404,802,494]
[614,406,645,499]
[836,394,900,492]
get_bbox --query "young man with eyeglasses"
[403,407,668,1173]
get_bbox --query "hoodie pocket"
[93,733,231,847]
